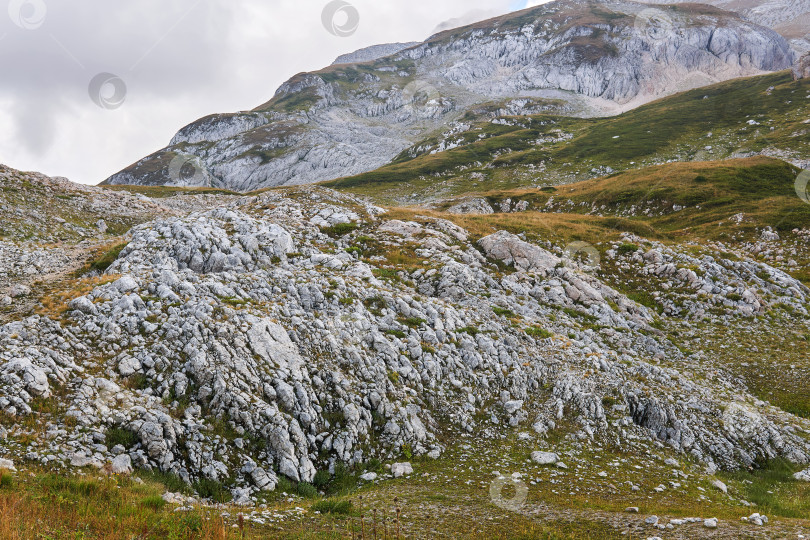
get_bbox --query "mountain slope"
[103,0,794,191]
[639,0,810,53]
[324,70,810,203]
[5,163,810,537]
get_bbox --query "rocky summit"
[104,0,796,192]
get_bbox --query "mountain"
[103,0,795,192]
[325,70,810,203]
[332,42,420,65]
[639,0,810,53]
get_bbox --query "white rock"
[110,454,133,475]
[711,479,728,494]
[391,462,413,478]
[531,451,559,465]
[703,518,718,528]
[794,468,810,481]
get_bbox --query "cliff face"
[104,0,795,191]
[639,0,810,49]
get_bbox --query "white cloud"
[0,0,520,184]
[524,0,553,8]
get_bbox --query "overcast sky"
[0,0,548,185]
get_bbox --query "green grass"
[193,477,232,503]
[525,326,553,339]
[493,306,517,318]
[138,469,192,495]
[321,222,360,237]
[722,459,810,519]
[86,241,128,274]
[105,426,138,450]
[311,499,354,516]
[327,71,810,205]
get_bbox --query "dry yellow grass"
[35,274,119,318]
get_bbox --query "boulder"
[530,451,559,465]
[391,462,413,478]
[478,231,560,273]
[110,454,133,475]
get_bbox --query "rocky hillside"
[3,164,810,529]
[103,0,794,191]
[639,0,810,53]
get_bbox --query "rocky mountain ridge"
[104,0,795,192]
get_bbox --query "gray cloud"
[0,0,516,184]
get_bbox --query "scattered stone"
[530,451,559,465]
[794,468,810,482]
[391,463,414,478]
[711,479,728,494]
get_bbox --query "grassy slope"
[2,426,809,538]
[325,71,810,203]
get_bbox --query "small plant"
[617,243,639,255]
[123,373,149,390]
[0,470,13,488]
[321,222,359,237]
[105,427,138,450]
[457,326,479,336]
[312,499,353,515]
[601,396,618,408]
[326,462,358,496]
[140,495,166,510]
[373,268,400,280]
[525,326,553,339]
[276,476,295,494]
[364,296,386,316]
[385,329,406,338]
[138,469,190,494]
[313,470,331,489]
[297,482,318,498]
[492,306,516,318]
[398,316,426,328]
[86,242,128,274]
[192,478,231,503]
